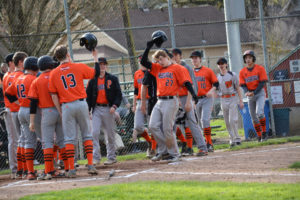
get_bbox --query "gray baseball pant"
[4,108,19,173]
[221,96,241,144]
[179,96,207,151]
[92,106,116,161]
[196,97,214,128]
[18,107,42,149]
[11,111,23,148]
[134,100,148,134]
[248,89,266,124]
[41,107,64,149]
[62,100,92,145]
[149,97,179,157]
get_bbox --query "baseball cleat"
[236,142,242,145]
[15,170,23,179]
[67,169,77,178]
[180,142,187,155]
[104,159,117,165]
[261,132,268,142]
[151,153,163,162]
[196,149,208,156]
[257,136,262,142]
[166,155,181,163]
[22,170,28,179]
[87,165,98,175]
[207,144,214,152]
[27,172,36,180]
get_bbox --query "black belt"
[197,95,206,99]
[97,103,109,107]
[79,98,84,101]
[158,96,174,100]
[62,98,84,104]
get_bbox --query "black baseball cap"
[161,48,173,58]
[5,53,14,64]
[172,48,182,55]
[217,57,228,65]
[98,57,108,64]
[190,50,202,58]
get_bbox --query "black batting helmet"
[38,55,57,71]
[24,56,38,71]
[243,50,256,63]
[80,32,97,51]
[151,30,167,48]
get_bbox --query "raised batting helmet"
[151,30,167,48]
[38,55,57,71]
[80,32,97,51]
[243,50,256,63]
[24,56,38,71]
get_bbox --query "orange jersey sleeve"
[152,63,191,97]
[177,66,192,96]
[134,69,149,100]
[96,77,109,104]
[194,66,218,96]
[3,71,23,111]
[49,62,95,103]
[239,64,268,91]
[28,72,55,108]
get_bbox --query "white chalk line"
[1,145,300,189]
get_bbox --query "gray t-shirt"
[181,60,198,93]
[217,71,239,96]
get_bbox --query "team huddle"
[2,31,268,181]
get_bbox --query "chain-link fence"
[0,0,300,172]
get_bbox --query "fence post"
[63,0,74,60]
[122,56,125,83]
[258,0,276,136]
[168,0,176,49]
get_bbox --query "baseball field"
[0,136,299,200]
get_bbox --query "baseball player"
[172,48,208,156]
[28,55,67,180]
[216,57,244,147]
[191,50,219,152]
[132,57,156,158]
[140,71,157,157]
[140,41,198,163]
[6,56,41,180]
[2,53,19,179]
[86,57,122,165]
[4,52,27,179]
[49,45,99,177]
[239,50,268,142]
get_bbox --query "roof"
[270,44,300,71]
[93,6,254,51]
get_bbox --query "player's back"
[15,74,36,107]
[49,62,94,103]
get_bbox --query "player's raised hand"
[146,40,155,49]
[92,49,98,62]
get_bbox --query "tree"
[0,0,118,61]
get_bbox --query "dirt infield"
[1,143,300,200]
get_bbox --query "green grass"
[289,162,300,169]
[210,119,244,138]
[20,181,300,200]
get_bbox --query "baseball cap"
[217,57,228,65]
[5,53,14,64]
[172,48,182,55]
[98,57,108,64]
[161,48,173,58]
[190,50,202,58]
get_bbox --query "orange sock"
[43,148,53,174]
[53,145,59,163]
[259,118,266,133]
[21,147,28,172]
[204,127,213,145]
[17,147,23,171]
[185,128,193,148]
[141,130,152,143]
[84,140,93,166]
[25,148,35,173]
[254,123,262,137]
[176,127,187,143]
[59,147,69,171]
[65,144,75,170]
[151,135,157,150]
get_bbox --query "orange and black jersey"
[193,66,218,96]
[6,73,36,107]
[134,69,150,100]
[28,71,55,108]
[239,64,268,91]
[3,71,23,112]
